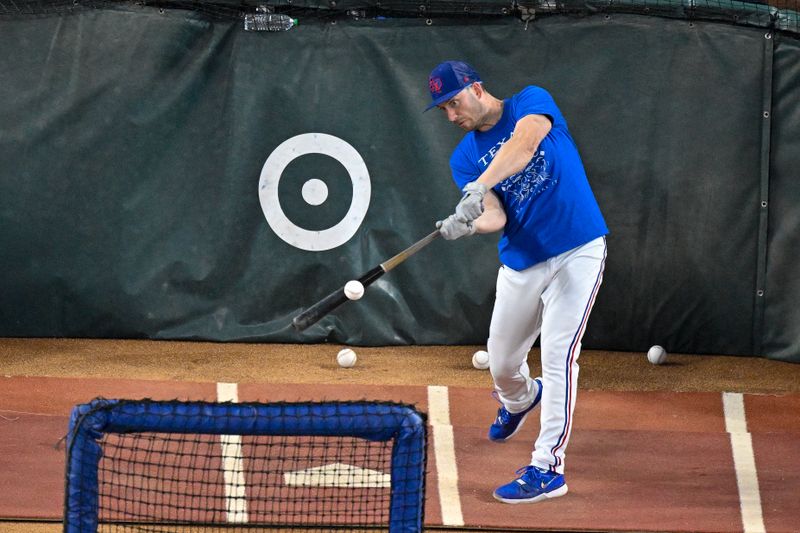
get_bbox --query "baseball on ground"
[647,345,667,365]
[472,350,490,370]
[344,280,364,300]
[337,348,357,368]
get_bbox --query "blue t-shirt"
[450,85,608,270]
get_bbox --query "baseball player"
[426,60,608,503]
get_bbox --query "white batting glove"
[436,214,477,241]
[455,181,487,222]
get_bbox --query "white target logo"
[258,133,371,251]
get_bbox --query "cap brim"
[423,86,469,112]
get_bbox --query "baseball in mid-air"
[647,345,667,365]
[344,280,364,301]
[472,350,490,370]
[337,348,357,368]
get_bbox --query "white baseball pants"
[487,236,607,474]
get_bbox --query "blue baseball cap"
[425,60,482,112]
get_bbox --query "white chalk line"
[427,385,464,526]
[723,392,766,533]
[216,382,249,523]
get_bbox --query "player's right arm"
[473,114,552,192]
[474,190,505,234]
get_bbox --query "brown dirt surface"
[1,337,799,533]
[1,337,799,394]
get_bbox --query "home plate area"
[284,463,390,488]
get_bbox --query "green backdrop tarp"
[763,35,800,361]
[1,9,798,360]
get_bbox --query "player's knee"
[489,358,520,382]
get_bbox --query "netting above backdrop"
[2,0,799,35]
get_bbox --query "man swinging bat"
[426,60,608,503]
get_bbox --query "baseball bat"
[291,229,441,331]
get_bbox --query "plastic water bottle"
[243,13,298,32]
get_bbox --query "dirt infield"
[1,338,799,533]
[2,337,799,393]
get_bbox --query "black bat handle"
[291,266,384,331]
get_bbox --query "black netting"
[64,400,427,533]
[1,0,799,36]
[96,433,394,531]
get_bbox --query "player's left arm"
[436,190,504,240]
[473,191,505,234]
[477,114,552,189]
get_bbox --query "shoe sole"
[492,484,569,504]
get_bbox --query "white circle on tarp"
[301,179,329,206]
[258,133,371,251]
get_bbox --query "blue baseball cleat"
[488,377,543,442]
[493,465,568,504]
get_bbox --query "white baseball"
[337,348,357,368]
[647,345,667,365]
[344,280,364,301]
[472,350,490,370]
